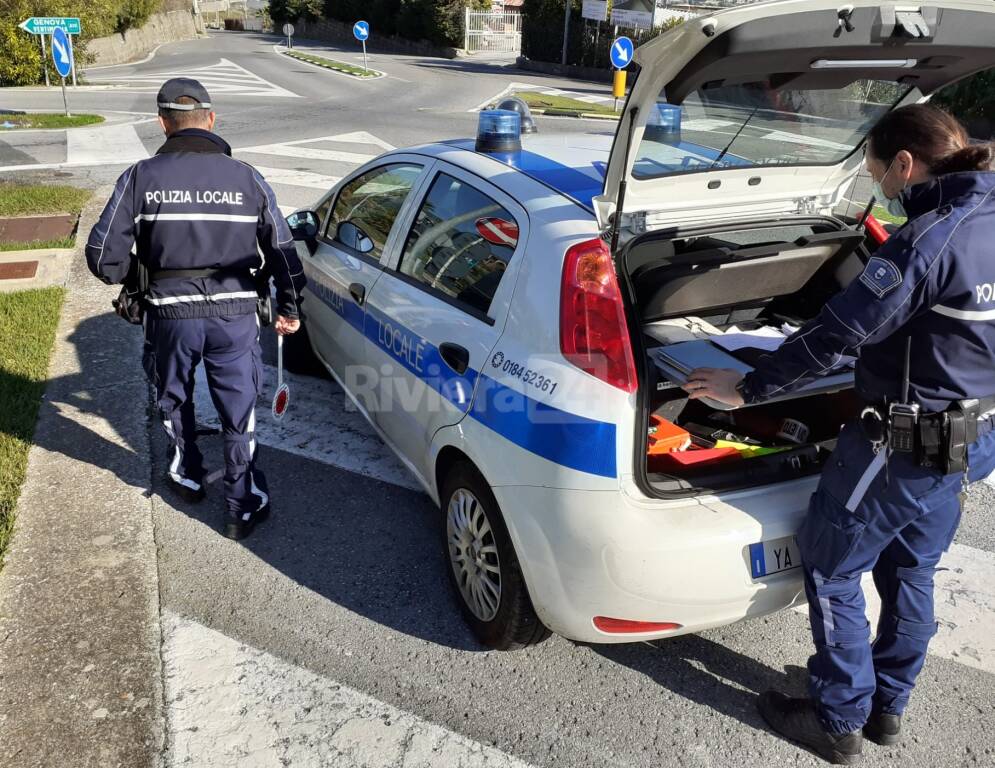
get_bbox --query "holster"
[111,259,148,325]
[255,267,273,327]
[943,399,980,475]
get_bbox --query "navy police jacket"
[86,128,305,320]
[743,172,995,413]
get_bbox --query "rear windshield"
[632,79,916,179]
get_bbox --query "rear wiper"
[707,104,761,170]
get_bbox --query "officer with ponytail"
[684,104,995,764]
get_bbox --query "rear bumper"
[493,479,816,643]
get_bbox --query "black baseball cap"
[157,77,212,111]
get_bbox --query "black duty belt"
[150,268,245,281]
[859,395,995,475]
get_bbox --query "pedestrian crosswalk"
[89,58,298,99]
[234,131,395,211]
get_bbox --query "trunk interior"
[621,215,874,497]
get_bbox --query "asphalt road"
[2,30,993,768]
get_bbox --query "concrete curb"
[0,189,164,767]
[276,46,386,80]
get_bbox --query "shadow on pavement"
[595,636,810,732]
[152,403,484,654]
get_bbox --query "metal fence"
[464,10,523,55]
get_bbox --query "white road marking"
[193,363,419,491]
[792,542,995,674]
[91,58,298,99]
[163,611,532,768]
[682,118,735,131]
[251,165,340,191]
[65,123,149,165]
[237,143,376,165]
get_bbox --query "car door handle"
[348,282,366,306]
[439,343,470,375]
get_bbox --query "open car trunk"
[622,216,872,497]
[596,0,995,498]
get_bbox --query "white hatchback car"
[285,0,995,649]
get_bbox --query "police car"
[285,0,995,648]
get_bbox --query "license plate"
[748,535,801,579]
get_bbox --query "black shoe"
[864,711,901,746]
[166,475,205,504]
[758,691,863,765]
[222,504,270,541]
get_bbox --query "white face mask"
[871,156,907,219]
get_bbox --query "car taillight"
[593,617,682,634]
[559,238,637,393]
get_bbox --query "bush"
[116,0,161,34]
[0,0,164,85]
[317,0,487,49]
[0,19,41,87]
[521,1,682,69]
[933,71,995,139]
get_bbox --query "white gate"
[464,10,522,55]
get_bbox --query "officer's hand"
[275,315,301,336]
[682,368,745,407]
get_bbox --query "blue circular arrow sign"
[51,27,72,78]
[610,36,634,70]
[353,20,370,41]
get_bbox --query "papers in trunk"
[651,326,855,411]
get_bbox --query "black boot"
[863,710,901,746]
[166,475,205,504]
[222,504,270,541]
[758,691,863,765]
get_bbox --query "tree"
[268,0,322,25]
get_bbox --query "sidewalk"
[0,189,163,767]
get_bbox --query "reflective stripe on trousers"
[797,421,995,734]
[144,312,268,518]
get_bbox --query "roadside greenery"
[283,50,380,78]
[510,90,617,118]
[0,183,92,217]
[0,0,163,86]
[871,205,907,227]
[0,236,76,252]
[0,287,66,569]
[0,112,104,129]
[269,0,490,49]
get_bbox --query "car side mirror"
[286,210,319,241]
[337,221,374,254]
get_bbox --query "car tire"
[282,322,331,379]
[440,461,550,650]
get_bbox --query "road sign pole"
[60,77,70,117]
[68,34,77,87]
[39,35,50,88]
[362,40,368,72]
[561,0,570,66]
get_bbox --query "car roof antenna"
[610,105,640,256]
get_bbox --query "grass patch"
[0,113,104,130]
[283,50,380,78]
[0,288,65,568]
[871,204,907,227]
[508,91,618,118]
[0,236,76,252]
[0,183,92,217]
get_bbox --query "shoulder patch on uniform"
[859,256,903,298]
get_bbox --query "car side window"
[397,174,519,315]
[326,163,423,261]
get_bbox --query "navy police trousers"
[143,313,269,520]
[798,417,995,734]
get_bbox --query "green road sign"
[19,17,82,36]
